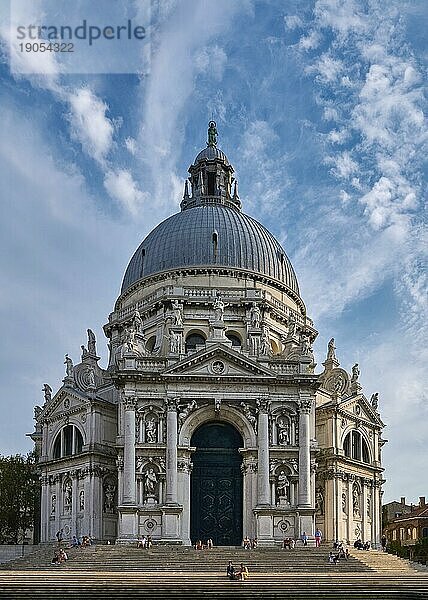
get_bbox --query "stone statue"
[42,383,52,404]
[276,471,290,500]
[370,392,379,410]
[87,365,96,388]
[145,418,157,443]
[213,296,226,322]
[79,490,85,511]
[327,338,336,360]
[133,309,143,335]
[342,492,347,513]
[351,363,360,383]
[64,481,72,507]
[353,487,360,516]
[301,334,312,356]
[64,354,74,378]
[316,488,324,515]
[51,494,56,514]
[169,329,181,354]
[250,302,261,328]
[104,483,116,512]
[277,418,290,445]
[87,328,97,355]
[172,300,183,327]
[179,399,197,425]
[207,120,217,146]
[144,468,157,496]
[287,319,297,338]
[260,331,270,356]
[34,405,42,420]
[240,402,257,432]
[125,327,136,353]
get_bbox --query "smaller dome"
[194,145,230,165]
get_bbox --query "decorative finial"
[207,120,217,146]
[233,180,239,200]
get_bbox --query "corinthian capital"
[165,397,179,411]
[256,397,271,414]
[123,396,138,411]
[299,398,313,414]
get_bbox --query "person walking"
[315,528,322,548]
[301,531,308,546]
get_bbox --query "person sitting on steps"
[226,561,235,580]
[237,563,249,581]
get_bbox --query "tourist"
[381,535,387,552]
[70,535,79,548]
[55,529,64,546]
[195,540,203,550]
[243,536,251,549]
[207,538,213,549]
[147,535,153,548]
[226,561,235,580]
[345,549,350,560]
[237,563,249,580]
[251,538,257,549]
[301,531,308,546]
[315,528,322,547]
[51,551,60,565]
[363,541,371,551]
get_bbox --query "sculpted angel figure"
[42,383,52,404]
[64,354,74,377]
[172,300,183,327]
[250,302,261,328]
[327,338,336,360]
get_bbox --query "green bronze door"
[190,422,243,546]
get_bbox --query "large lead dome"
[121,123,299,295]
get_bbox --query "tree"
[0,452,40,544]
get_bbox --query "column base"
[254,506,275,547]
[117,506,138,543]
[160,504,183,543]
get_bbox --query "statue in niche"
[64,481,72,508]
[276,471,290,501]
[287,319,297,338]
[42,383,52,404]
[300,334,312,356]
[79,490,85,511]
[133,309,143,335]
[370,392,379,410]
[277,418,290,445]
[64,354,74,378]
[87,329,97,355]
[316,488,324,515]
[171,300,183,327]
[125,327,137,353]
[145,418,157,443]
[367,496,371,516]
[353,487,360,516]
[51,494,56,514]
[342,492,347,513]
[104,482,116,513]
[327,338,337,360]
[250,302,261,328]
[351,363,360,383]
[144,468,157,496]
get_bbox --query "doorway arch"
[190,422,243,546]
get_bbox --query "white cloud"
[314,0,367,38]
[68,88,115,165]
[306,54,343,82]
[284,15,303,30]
[104,169,146,216]
[328,150,358,180]
[195,45,228,81]
[125,137,137,155]
[298,30,321,51]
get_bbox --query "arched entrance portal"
[190,422,243,546]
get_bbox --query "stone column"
[40,475,49,542]
[256,398,270,505]
[122,396,137,504]
[298,397,312,507]
[71,471,78,538]
[165,397,178,505]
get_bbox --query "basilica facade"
[30,125,385,547]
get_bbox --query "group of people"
[70,535,93,548]
[137,535,153,549]
[242,537,257,549]
[329,541,350,564]
[51,548,68,565]
[226,561,249,581]
[194,538,214,550]
[354,539,371,550]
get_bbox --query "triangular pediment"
[339,394,384,427]
[163,344,276,379]
[40,386,89,421]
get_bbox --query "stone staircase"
[1,544,427,598]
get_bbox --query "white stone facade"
[30,131,385,547]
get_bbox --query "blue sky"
[0,0,426,504]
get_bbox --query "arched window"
[145,336,156,353]
[422,527,428,539]
[226,333,242,348]
[185,333,206,353]
[53,425,84,459]
[343,430,370,463]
